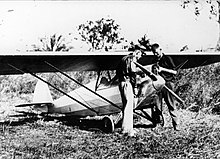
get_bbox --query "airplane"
[1,50,220,133]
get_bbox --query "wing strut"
[95,70,101,91]
[7,63,99,115]
[44,61,121,110]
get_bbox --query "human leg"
[119,81,134,135]
[154,92,164,126]
[162,82,178,130]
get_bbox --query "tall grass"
[176,63,220,109]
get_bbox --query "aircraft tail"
[33,79,53,103]
[31,79,53,113]
[15,79,53,113]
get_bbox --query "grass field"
[1,106,220,159]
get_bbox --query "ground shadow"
[0,113,159,133]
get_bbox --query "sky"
[0,1,218,53]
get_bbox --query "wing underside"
[0,52,126,75]
[0,51,220,75]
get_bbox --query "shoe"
[128,130,137,137]
[122,129,138,137]
[173,125,180,131]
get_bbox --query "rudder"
[33,79,53,103]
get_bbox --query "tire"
[102,116,115,133]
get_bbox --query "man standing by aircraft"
[151,43,179,131]
[116,46,144,136]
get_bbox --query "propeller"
[134,61,185,106]
[134,61,157,81]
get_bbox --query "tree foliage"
[31,34,73,51]
[78,18,124,51]
[182,0,218,17]
[128,35,152,52]
[182,0,220,49]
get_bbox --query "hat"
[151,43,160,51]
[135,44,147,51]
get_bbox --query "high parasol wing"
[0,51,220,75]
[0,51,127,75]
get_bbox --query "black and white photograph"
[0,0,220,158]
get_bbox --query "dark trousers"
[160,81,178,129]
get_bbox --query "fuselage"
[51,81,122,117]
[49,72,165,117]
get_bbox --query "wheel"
[102,116,115,133]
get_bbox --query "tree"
[128,34,154,51]
[31,34,73,51]
[78,18,125,51]
[182,0,220,50]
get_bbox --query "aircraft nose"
[152,75,165,91]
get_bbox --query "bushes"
[0,71,97,101]
[175,63,220,109]
[0,74,37,96]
